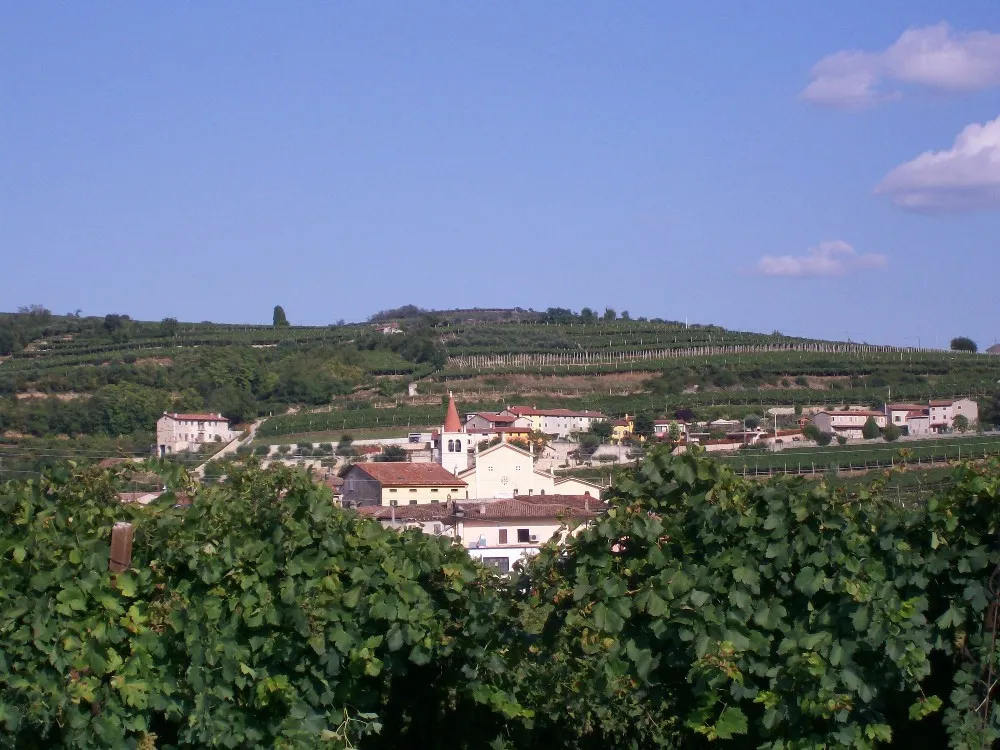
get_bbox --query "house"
[885,398,978,434]
[653,419,688,440]
[464,412,532,431]
[610,415,634,443]
[928,398,978,431]
[986,344,1000,355]
[339,462,468,507]
[811,410,887,440]
[885,403,928,429]
[377,322,404,335]
[499,406,607,439]
[156,412,238,456]
[357,494,604,573]
[906,414,932,436]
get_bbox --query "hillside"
[2,306,999,474]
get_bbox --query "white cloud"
[876,115,1000,211]
[752,241,888,277]
[803,23,1000,108]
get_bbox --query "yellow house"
[340,462,468,507]
[611,415,634,443]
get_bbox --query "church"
[434,393,602,500]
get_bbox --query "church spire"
[444,391,461,433]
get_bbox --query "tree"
[589,420,613,442]
[953,414,970,433]
[862,416,882,440]
[603,308,617,322]
[161,317,179,338]
[620,310,631,320]
[0,326,17,356]
[272,305,289,327]
[376,444,409,462]
[577,433,601,458]
[950,336,977,353]
[579,307,597,324]
[674,408,696,422]
[883,421,902,441]
[744,414,761,430]
[633,412,655,440]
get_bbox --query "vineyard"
[3,308,1000,467]
[718,434,1000,476]
[4,451,1000,747]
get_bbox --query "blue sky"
[2,2,999,347]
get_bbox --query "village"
[148,393,982,574]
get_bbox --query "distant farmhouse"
[156,412,237,456]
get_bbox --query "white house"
[156,412,237,456]
[358,494,603,574]
[928,398,978,431]
[811,410,887,440]
[653,420,688,439]
[498,406,607,438]
[885,399,978,434]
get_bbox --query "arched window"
[448,439,455,452]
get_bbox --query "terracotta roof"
[343,462,467,487]
[466,427,531,435]
[356,504,455,522]
[461,498,602,520]
[355,495,604,523]
[816,410,884,417]
[164,412,229,423]
[930,400,957,407]
[444,394,462,433]
[471,412,519,424]
[886,403,927,411]
[507,406,606,418]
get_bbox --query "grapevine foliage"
[3,451,1000,748]
[0,462,521,749]
[516,449,1000,748]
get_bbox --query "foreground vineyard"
[3,451,1000,747]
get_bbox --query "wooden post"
[109,522,134,573]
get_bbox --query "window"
[482,557,510,574]
[527,489,533,496]
[540,489,545,495]
[409,488,417,493]
[448,439,455,452]
[409,499,417,505]
[517,528,530,543]
[498,529,508,544]
[451,488,460,492]
[433,523,442,534]
[431,488,439,493]
[389,488,397,493]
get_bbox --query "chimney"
[585,498,590,512]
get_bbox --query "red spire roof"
[444,392,462,433]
